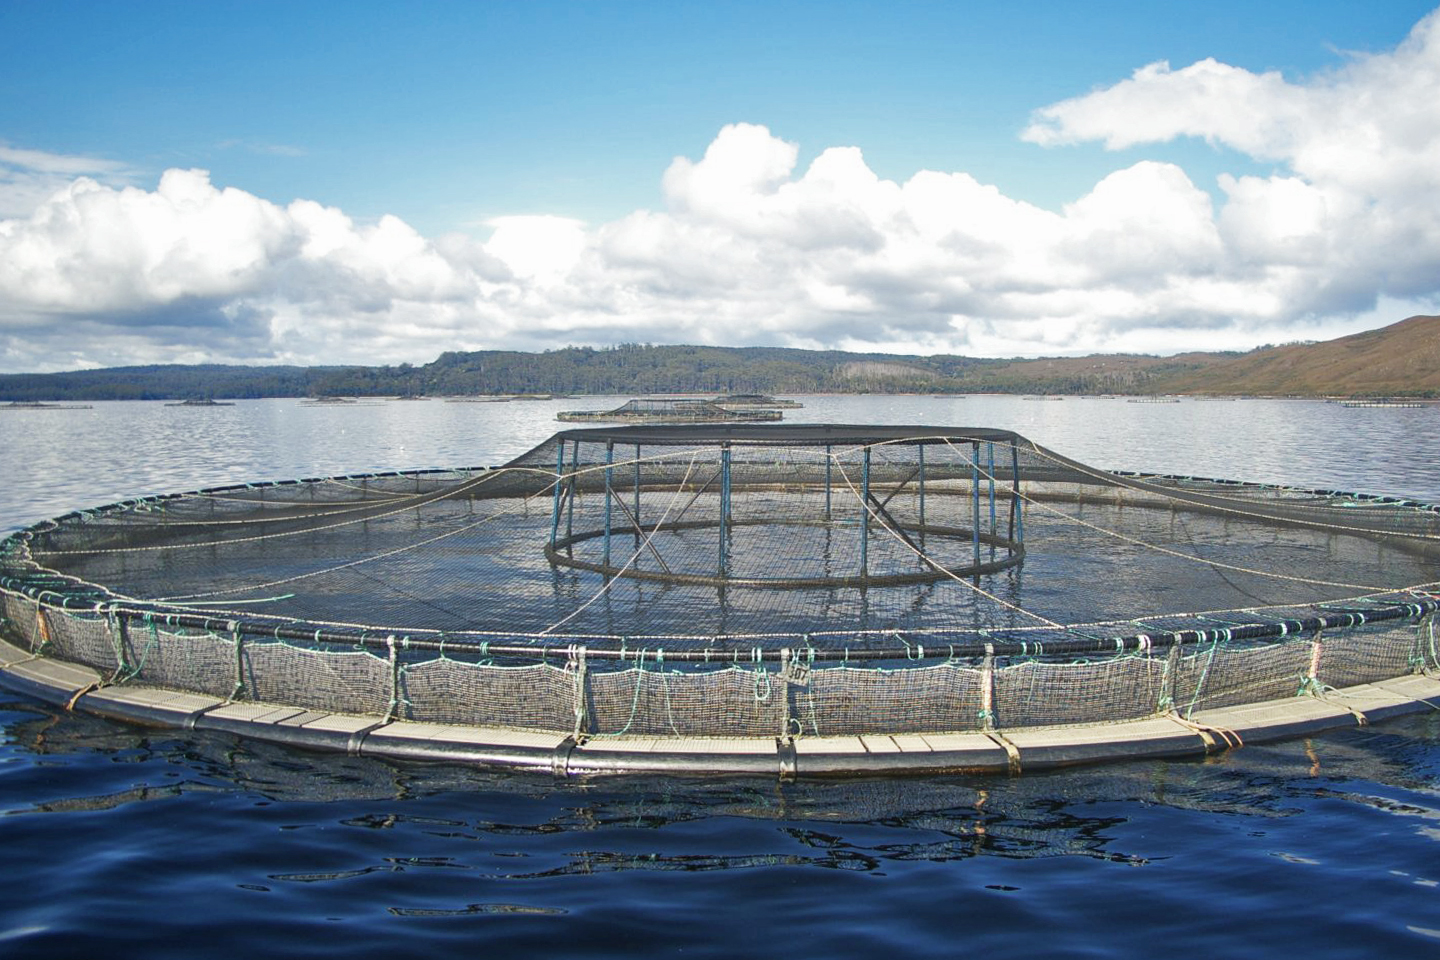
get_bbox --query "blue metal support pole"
[566,440,578,541]
[719,443,731,577]
[824,444,832,520]
[861,446,871,577]
[550,440,565,546]
[918,443,926,551]
[603,441,614,571]
[971,441,981,569]
[987,441,997,553]
[634,443,642,547]
[1012,443,1024,545]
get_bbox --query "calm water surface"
[3,396,1440,958]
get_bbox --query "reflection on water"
[4,691,1440,958]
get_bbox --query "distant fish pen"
[2,423,1439,778]
[557,398,782,424]
[1338,399,1432,409]
[714,394,804,410]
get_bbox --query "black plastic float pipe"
[12,586,1431,664]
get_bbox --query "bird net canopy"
[3,424,1438,741]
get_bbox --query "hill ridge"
[0,316,1434,401]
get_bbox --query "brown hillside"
[1151,315,1440,396]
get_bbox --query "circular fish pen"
[556,398,782,423]
[2,423,1438,778]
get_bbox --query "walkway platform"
[3,637,1437,778]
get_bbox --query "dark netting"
[557,398,782,423]
[3,424,1438,738]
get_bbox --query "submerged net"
[2,423,1438,739]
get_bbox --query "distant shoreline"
[1,317,1436,402]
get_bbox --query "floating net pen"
[2,424,1437,777]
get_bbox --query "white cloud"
[484,215,586,282]
[4,10,1440,372]
[0,143,134,220]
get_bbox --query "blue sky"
[1,1,1438,371]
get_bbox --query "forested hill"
[2,317,1435,400]
[0,363,339,401]
[0,343,1222,401]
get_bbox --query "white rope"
[829,442,1062,628]
[30,465,549,555]
[539,450,703,636]
[1023,441,1440,543]
[943,438,1393,594]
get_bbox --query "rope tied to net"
[32,605,52,655]
[596,645,647,739]
[568,644,588,739]
[899,633,921,661]
[1419,614,1439,676]
[753,647,772,702]
[229,620,245,702]
[106,610,140,682]
[1182,629,1229,719]
[114,612,161,684]
[1156,641,1183,714]
[1295,629,1326,697]
[977,643,996,730]
[383,636,400,722]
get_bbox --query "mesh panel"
[126,626,239,698]
[1314,624,1421,688]
[993,656,1166,727]
[1174,641,1313,714]
[44,612,117,673]
[5,594,39,649]
[240,641,392,715]
[398,659,575,729]
[586,666,787,738]
[799,663,986,736]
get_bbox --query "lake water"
[3,395,1440,958]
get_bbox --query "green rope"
[114,614,161,684]
[1183,631,1228,719]
[229,621,246,702]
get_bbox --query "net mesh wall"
[2,424,1438,741]
[127,625,240,700]
[397,659,577,729]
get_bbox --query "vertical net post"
[633,443,642,548]
[1009,442,1023,545]
[987,441,997,548]
[603,441,614,571]
[918,442,927,551]
[971,440,981,570]
[824,444,832,520]
[719,442,732,578]
[860,445,871,577]
[550,440,566,547]
[565,439,579,541]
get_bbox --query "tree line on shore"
[0,343,1221,401]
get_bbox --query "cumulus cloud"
[0,144,134,220]
[3,10,1440,372]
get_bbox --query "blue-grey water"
[3,395,1440,958]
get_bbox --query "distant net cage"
[2,424,1439,768]
[557,398,782,423]
[713,394,804,410]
